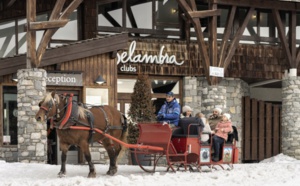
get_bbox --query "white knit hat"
[182,105,193,113]
[213,108,222,114]
[223,113,231,120]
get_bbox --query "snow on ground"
[0,153,299,186]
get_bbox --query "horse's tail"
[118,113,128,164]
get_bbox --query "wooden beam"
[187,0,197,11]
[123,0,127,27]
[223,7,254,71]
[289,11,297,67]
[178,0,211,84]
[0,34,128,76]
[219,6,236,67]
[185,19,191,59]
[26,0,36,68]
[127,1,140,36]
[178,0,192,12]
[49,0,66,20]
[213,0,300,11]
[28,20,69,30]
[272,9,293,68]
[209,3,218,85]
[6,0,17,8]
[59,0,83,19]
[188,9,221,18]
[36,0,83,67]
[192,19,211,84]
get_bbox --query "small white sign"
[3,135,11,143]
[86,96,102,106]
[209,66,224,77]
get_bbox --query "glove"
[157,114,164,119]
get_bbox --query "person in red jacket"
[212,113,232,162]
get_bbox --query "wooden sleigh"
[131,123,239,173]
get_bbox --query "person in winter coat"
[180,105,193,118]
[208,107,223,130]
[157,92,181,128]
[195,112,212,144]
[212,113,232,162]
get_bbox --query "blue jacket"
[157,98,181,126]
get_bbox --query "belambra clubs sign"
[47,72,83,86]
[117,41,184,72]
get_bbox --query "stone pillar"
[182,77,201,114]
[198,77,249,162]
[17,69,47,163]
[282,76,300,159]
[198,77,227,115]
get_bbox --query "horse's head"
[35,91,66,122]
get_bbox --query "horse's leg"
[105,142,122,176]
[81,143,96,178]
[58,143,68,178]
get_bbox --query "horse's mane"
[44,92,91,119]
[43,92,60,105]
[78,106,91,119]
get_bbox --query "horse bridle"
[39,94,68,120]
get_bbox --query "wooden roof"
[0,33,128,76]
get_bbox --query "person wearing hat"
[208,107,223,130]
[180,105,193,118]
[212,113,232,162]
[157,91,181,128]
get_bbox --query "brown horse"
[35,92,127,178]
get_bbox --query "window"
[85,88,109,105]
[0,12,79,58]
[97,0,180,37]
[2,86,17,145]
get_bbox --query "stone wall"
[182,77,250,162]
[0,146,18,162]
[282,76,300,159]
[182,77,200,113]
[17,69,47,163]
[90,145,109,164]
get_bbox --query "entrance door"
[46,89,82,165]
[117,93,131,116]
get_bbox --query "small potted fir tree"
[127,73,156,164]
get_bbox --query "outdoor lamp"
[95,75,106,85]
[12,73,18,82]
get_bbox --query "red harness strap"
[40,106,49,111]
[58,95,73,129]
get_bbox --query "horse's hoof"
[58,172,66,178]
[106,168,117,176]
[88,172,96,178]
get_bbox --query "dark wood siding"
[60,53,118,107]
[117,39,288,80]
[242,96,282,162]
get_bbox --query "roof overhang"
[0,33,128,76]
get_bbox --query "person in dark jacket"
[157,92,181,128]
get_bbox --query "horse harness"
[48,93,125,143]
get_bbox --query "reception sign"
[47,72,83,86]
